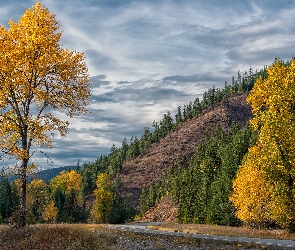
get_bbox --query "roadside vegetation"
[0,224,113,250]
[0,223,288,250]
[148,223,295,241]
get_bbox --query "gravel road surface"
[103,222,295,249]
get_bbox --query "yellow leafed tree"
[0,2,90,226]
[27,179,47,222]
[50,170,83,204]
[231,59,295,229]
[230,146,273,225]
[50,170,83,222]
[89,173,113,223]
[43,201,58,223]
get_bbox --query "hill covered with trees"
[122,93,253,211]
[0,61,266,225]
[4,1,295,232]
[3,58,295,231]
[140,58,295,231]
[78,63,268,224]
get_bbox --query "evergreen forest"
[2,58,295,231]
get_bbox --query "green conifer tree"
[0,178,12,220]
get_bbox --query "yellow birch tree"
[89,173,113,223]
[43,201,58,223]
[231,59,295,229]
[50,170,83,222]
[0,2,90,226]
[50,170,83,203]
[230,146,273,225]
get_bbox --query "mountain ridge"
[119,93,252,211]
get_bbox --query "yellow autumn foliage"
[27,179,46,206]
[247,60,295,167]
[43,201,58,223]
[0,2,90,160]
[50,170,83,205]
[230,146,272,224]
[0,2,90,224]
[231,59,295,228]
[89,173,113,223]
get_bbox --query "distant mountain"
[7,165,79,183]
[35,165,79,182]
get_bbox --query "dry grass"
[147,223,295,241]
[0,224,116,250]
[0,223,294,249]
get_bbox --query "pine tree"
[175,106,183,125]
[0,178,12,220]
[54,187,66,222]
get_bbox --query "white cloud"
[1,0,295,169]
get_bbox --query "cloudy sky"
[0,0,294,169]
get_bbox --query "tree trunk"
[19,158,28,227]
[20,125,29,227]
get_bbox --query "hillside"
[119,93,252,211]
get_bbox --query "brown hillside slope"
[141,195,178,222]
[120,93,252,211]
